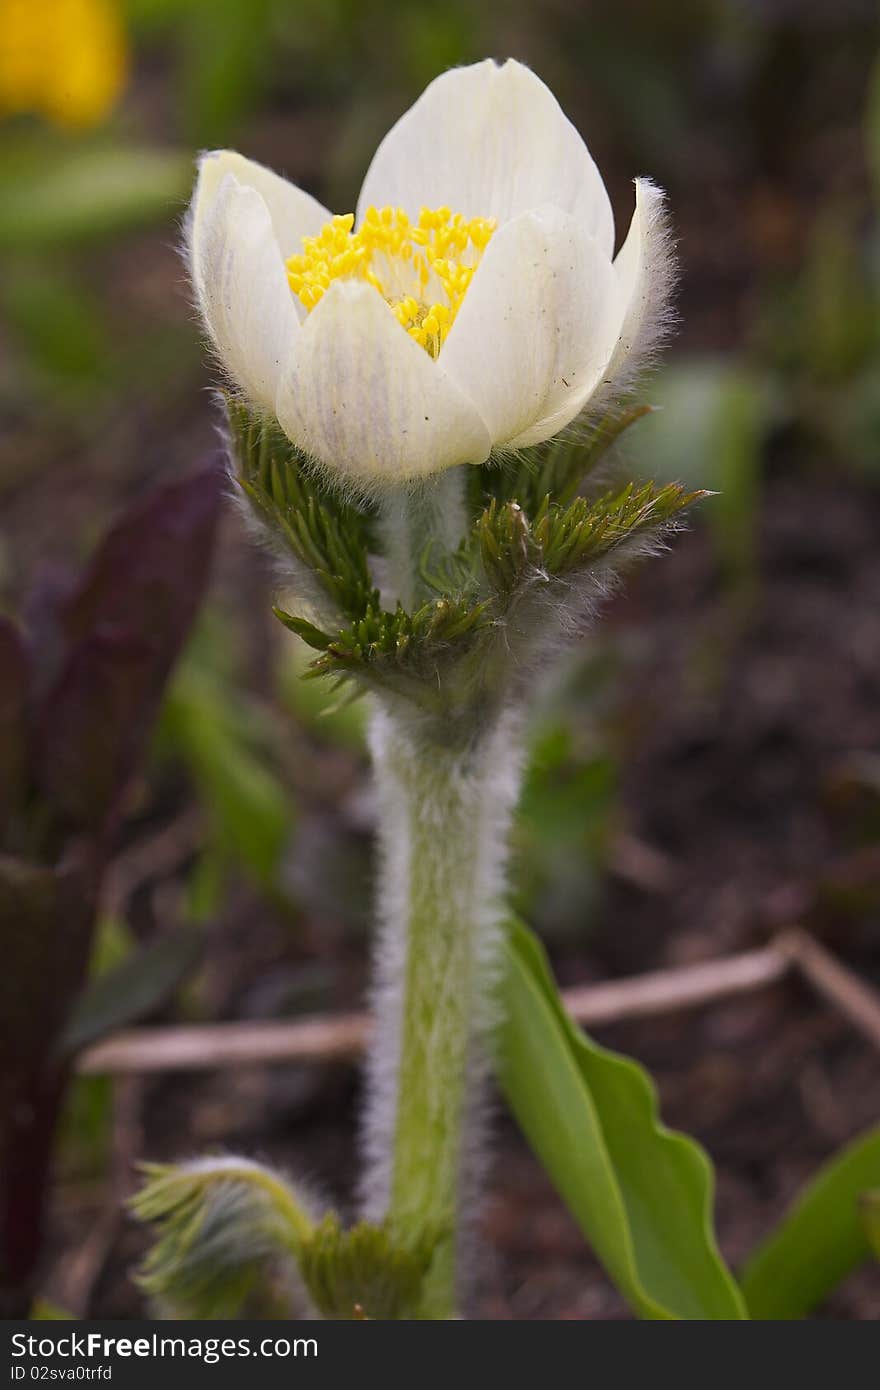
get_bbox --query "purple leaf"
[0,849,98,1313]
[36,460,224,836]
[0,620,30,839]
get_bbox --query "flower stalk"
[362,701,523,1316]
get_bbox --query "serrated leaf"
[740,1124,880,1319]
[496,919,747,1320]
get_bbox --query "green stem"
[362,702,522,1317]
[377,470,467,610]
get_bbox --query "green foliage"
[636,359,768,580]
[275,593,491,684]
[514,716,617,936]
[478,481,701,595]
[1,264,111,392]
[740,1125,880,1320]
[0,140,191,249]
[298,1214,434,1320]
[470,407,656,515]
[748,198,880,473]
[278,635,368,752]
[58,925,202,1059]
[180,0,275,146]
[162,654,294,899]
[862,1190,880,1259]
[229,401,377,623]
[132,1158,315,1319]
[496,919,747,1320]
[230,403,701,708]
[133,1160,437,1321]
[56,1074,114,1183]
[867,46,880,203]
[30,1299,74,1320]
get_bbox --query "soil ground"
[41,469,880,1320]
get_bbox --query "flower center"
[286,205,496,357]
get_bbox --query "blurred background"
[2,0,879,1318]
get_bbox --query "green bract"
[229,397,701,711]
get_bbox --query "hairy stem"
[377,470,468,610]
[360,701,522,1317]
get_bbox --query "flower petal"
[440,206,623,450]
[275,280,492,484]
[605,178,675,389]
[191,149,331,259]
[356,60,614,257]
[190,172,298,411]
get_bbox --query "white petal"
[356,60,614,257]
[605,178,675,388]
[190,172,298,411]
[191,149,330,259]
[276,280,492,485]
[440,207,623,450]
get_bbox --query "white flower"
[188,59,672,488]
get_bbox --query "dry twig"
[780,927,880,1051]
[77,942,792,1075]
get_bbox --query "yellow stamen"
[285,205,496,357]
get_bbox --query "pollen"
[286,205,496,357]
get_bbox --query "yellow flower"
[0,0,128,129]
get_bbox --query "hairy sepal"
[226,399,702,719]
[131,1157,319,1319]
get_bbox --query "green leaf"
[861,1190,880,1259]
[496,919,747,1320]
[635,360,768,578]
[181,0,275,145]
[274,608,335,652]
[2,264,110,388]
[58,926,202,1059]
[740,1125,880,1319]
[0,143,192,248]
[279,634,368,754]
[162,668,294,895]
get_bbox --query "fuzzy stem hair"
[359,693,523,1317]
[376,468,469,611]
